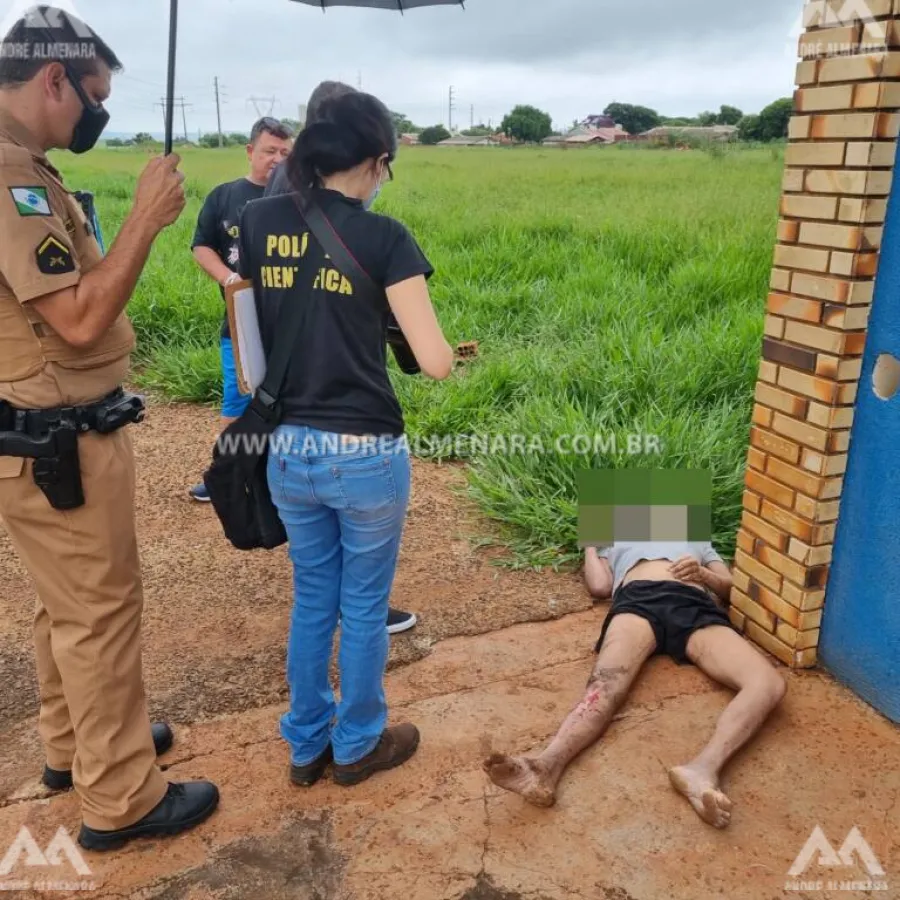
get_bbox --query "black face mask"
[65,70,109,155]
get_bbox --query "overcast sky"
[2,0,805,136]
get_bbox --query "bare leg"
[669,626,786,828]
[484,613,657,807]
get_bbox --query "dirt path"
[0,399,587,794]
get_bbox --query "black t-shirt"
[238,188,434,437]
[192,178,266,338]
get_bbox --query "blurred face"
[42,60,111,151]
[247,131,292,184]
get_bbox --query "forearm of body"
[31,213,159,348]
[193,246,235,286]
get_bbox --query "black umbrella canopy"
[164,0,465,153]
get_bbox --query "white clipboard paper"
[225,279,266,396]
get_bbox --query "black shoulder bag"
[202,215,316,551]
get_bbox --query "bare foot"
[483,753,557,808]
[668,764,733,829]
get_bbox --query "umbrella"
[164,0,465,154]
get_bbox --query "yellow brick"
[784,320,847,353]
[776,370,840,406]
[790,272,850,303]
[734,549,783,593]
[745,620,795,666]
[778,219,801,243]
[729,607,747,632]
[805,168,868,194]
[743,511,789,551]
[800,25,862,60]
[756,382,809,418]
[771,268,792,292]
[798,222,861,250]
[844,141,898,167]
[732,588,777,632]
[810,112,877,139]
[759,359,779,384]
[796,59,820,85]
[751,427,801,464]
[780,194,839,221]
[774,244,831,273]
[837,358,863,381]
[784,168,805,192]
[789,116,812,140]
[797,85,855,112]
[764,315,786,339]
[782,581,827,611]
[817,51,887,82]
[767,456,827,497]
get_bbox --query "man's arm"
[30,155,186,348]
[583,547,613,600]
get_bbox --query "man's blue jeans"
[267,425,411,766]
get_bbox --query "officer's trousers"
[0,429,168,830]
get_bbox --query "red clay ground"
[0,400,898,899]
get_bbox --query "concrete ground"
[0,402,898,899]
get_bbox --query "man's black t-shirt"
[238,188,434,437]
[192,178,266,338]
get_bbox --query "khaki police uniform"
[0,110,167,831]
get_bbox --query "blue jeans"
[221,337,251,418]
[268,425,411,766]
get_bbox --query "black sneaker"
[78,781,219,852]
[42,722,175,792]
[387,608,417,635]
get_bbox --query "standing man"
[0,7,218,850]
[187,117,294,502]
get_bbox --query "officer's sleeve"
[0,148,83,303]
[191,187,220,250]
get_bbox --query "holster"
[0,389,145,511]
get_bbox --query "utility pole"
[448,85,455,133]
[214,76,224,147]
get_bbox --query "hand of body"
[32,154,186,348]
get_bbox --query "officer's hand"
[133,154,187,230]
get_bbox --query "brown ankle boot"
[332,724,420,786]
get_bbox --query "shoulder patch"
[36,236,75,275]
[10,186,51,217]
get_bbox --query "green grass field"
[52,144,784,565]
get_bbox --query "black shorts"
[595,580,734,665]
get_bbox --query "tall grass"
[54,144,782,564]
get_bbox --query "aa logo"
[788,825,885,878]
[0,1,93,40]
[0,825,92,877]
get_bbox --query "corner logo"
[0,2,93,40]
[785,0,884,60]
[786,825,888,893]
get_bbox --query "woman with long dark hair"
[238,90,453,786]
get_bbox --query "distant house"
[635,125,738,144]
[542,123,629,148]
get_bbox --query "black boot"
[78,781,219,852]
[42,722,175,792]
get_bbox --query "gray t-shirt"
[599,542,724,593]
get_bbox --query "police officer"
[0,7,218,851]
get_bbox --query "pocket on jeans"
[332,457,397,513]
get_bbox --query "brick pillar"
[730,0,900,668]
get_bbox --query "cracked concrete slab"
[0,612,897,900]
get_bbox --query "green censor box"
[577,469,712,548]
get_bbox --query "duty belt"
[0,388,145,510]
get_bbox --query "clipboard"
[225,279,266,396]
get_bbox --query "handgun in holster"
[386,314,421,376]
